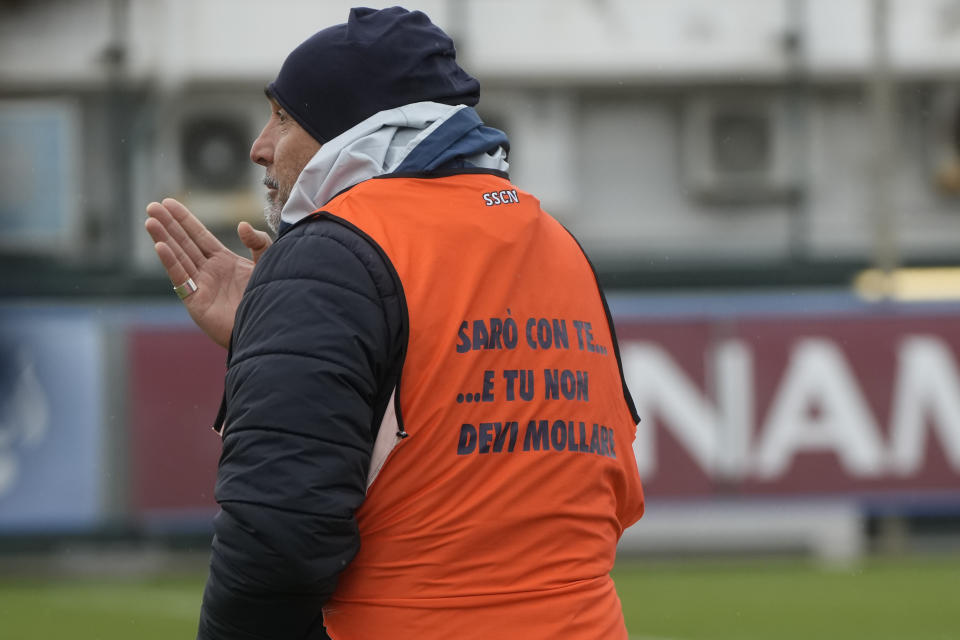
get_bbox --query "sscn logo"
[482,189,520,207]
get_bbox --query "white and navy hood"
[279,102,510,234]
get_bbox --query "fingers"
[237,221,273,263]
[145,211,199,276]
[146,201,206,271]
[152,239,190,287]
[162,198,226,258]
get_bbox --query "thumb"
[237,221,273,263]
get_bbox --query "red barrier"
[128,329,225,519]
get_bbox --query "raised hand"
[145,198,273,348]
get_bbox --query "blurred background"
[2,0,960,638]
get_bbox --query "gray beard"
[264,198,282,235]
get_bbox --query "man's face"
[250,96,322,233]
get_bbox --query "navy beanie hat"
[267,6,481,143]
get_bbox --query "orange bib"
[318,173,644,639]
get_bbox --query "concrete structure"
[1,0,959,279]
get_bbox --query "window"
[0,100,78,254]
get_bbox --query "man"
[145,7,644,639]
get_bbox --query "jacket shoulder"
[252,216,399,303]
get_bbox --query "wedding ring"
[173,277,198,300]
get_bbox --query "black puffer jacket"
[197,216,405,639]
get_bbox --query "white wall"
[4,0,960,87]
[3,0,960,269]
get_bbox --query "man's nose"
[250,124,273,166]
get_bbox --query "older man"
[145,7,644,640]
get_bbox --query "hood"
[280,101,509,232]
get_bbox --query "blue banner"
[0,307,104,531]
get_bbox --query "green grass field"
[0,554,957,639]
[613,554,960,640]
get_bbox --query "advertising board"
[614,295,960,511]
[0,308,104,531]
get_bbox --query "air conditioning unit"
[180,114,251,192]
[149,92,264,231]
[682,94,800,205]
[132,90,270,271]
